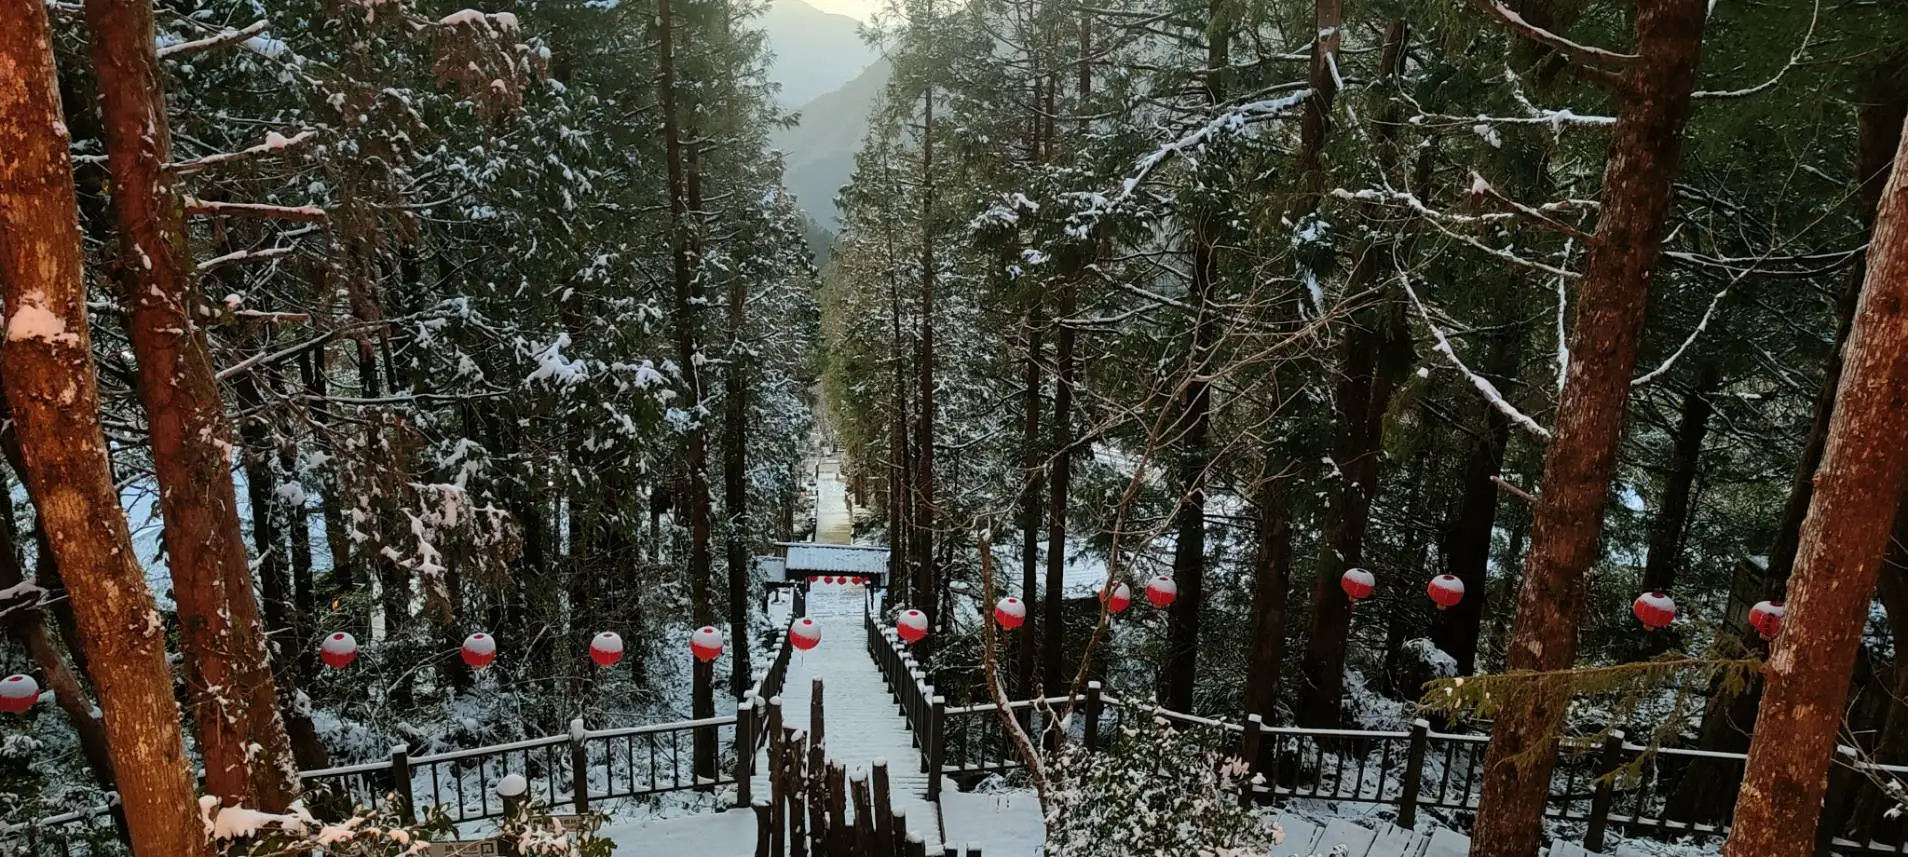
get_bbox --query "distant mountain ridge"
[759,0,878,108]
[772,58,890,228]
[757,0,885,228]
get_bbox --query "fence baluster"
[737,698,756,808]
[388,743,415,825]
[1084,682,1102,751]
[1585,730,1625,852]
[1240,714,1264,809]
[927,695,947,800]
[1398,720,1429,829]
[755,798,775,857]
[851,769,877,855]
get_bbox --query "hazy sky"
[805,0,879,23]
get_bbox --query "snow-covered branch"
[1467,0,1637,71]
[1333,187,1583,280]
[184,198,327,222]
[197,245,298,274]
[1468,171,1592,240]
[170,130,316,175]
[156,21,269,59]
[1693,0,1817,99]
[1400,273,1553,441]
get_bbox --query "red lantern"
[822,576,835,585]
[995,597,1027,630]
[1426,575,1465,610]
[319,632,359,669]
[691,626,724,663]
[461,633,498,669]
[896,609,928,644]
[1749,599,1786,641]
[1100,582,1132,614]
[1634,591,1676,630]
[590,631,624,668]
[1145,576,1177,608]
[790,617,823,651]
[1340,568,1375,602]
[0,675,39,715]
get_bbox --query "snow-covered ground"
[814,454,855,544]
[941,787,1045,856]
[774,582,944,846]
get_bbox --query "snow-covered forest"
[5,0,1908,854]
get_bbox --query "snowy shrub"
[1043,713,1281,857]
[228,800,611,856]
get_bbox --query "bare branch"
[1466,0,1638,72]
[156,21,269,60]
[183,198,327,222]
[1401,272,1553,442]
[170,130,317,175]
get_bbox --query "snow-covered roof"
[782,543,889,575]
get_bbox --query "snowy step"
[1423,827,1471,857]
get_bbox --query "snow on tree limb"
[1466,0,1638,71]
[1400,273,1553,441]
[169,130,316,175]
[155,20,269,59]
[183,198,328,222]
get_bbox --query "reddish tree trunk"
[1633,364,1718,656]
[1043,276,1077,695]
[1016,310,1045,699]
[81,0,299,809]
[0,450,115,792]
[1242,476,1293,720]
[657,0,717,780]
[0,5,208,850]
[1722,114,1908,857]
[1468,3,1708,854]
[914,64,939,636]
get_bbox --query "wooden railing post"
[1584,730,1626,852]
[1399,719,1429,829]
[906,833,928,857]
[569,719,591,814]
[891,805,909,857]
[755,798,774,857]
[927,695,946,800]
[497,774,528,857]
[736,698,756,808]
[851,770,876,855]
[873,761,897,857]
[388,743,416,825]
[811,677,827,751]
[1239,714,1264,808]
[1083,682,1102,752]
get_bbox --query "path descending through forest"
[763,445,946,845]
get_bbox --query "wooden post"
[737,698,756,808]
[873,761,897,857]
[788,730,807,857]
[388,743,416,825]
[812,676,827,751]
[927,695,947,800]
[498,774,528,857]
[851,770,876,855]
[755,797,775,857]
[1083,682,1102,751]
[827,764,849,856]
[1399,719,1430,830]
[966,846,982,857]
[1584,730,1626,852]
[906,833,928,857]
[892,806,910,857]
[569,719,592,814]
[1239,714,1264,808]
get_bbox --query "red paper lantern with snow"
[319,632,359,669]
[1100,582,1132,614]
[1633,591,1677,630]
[821,576,834,584]
[790,617,823,651]
[995,597,1027,630]
[691,626,724,662]
[1749,599,1786,641]
[896,610,929,644]
[1145,577,1178,608]
[1426,575,1465,610]
[461,633,498,669]
[1340,568,1376,602]
[0,675,38,715]
[589,632,625,668]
